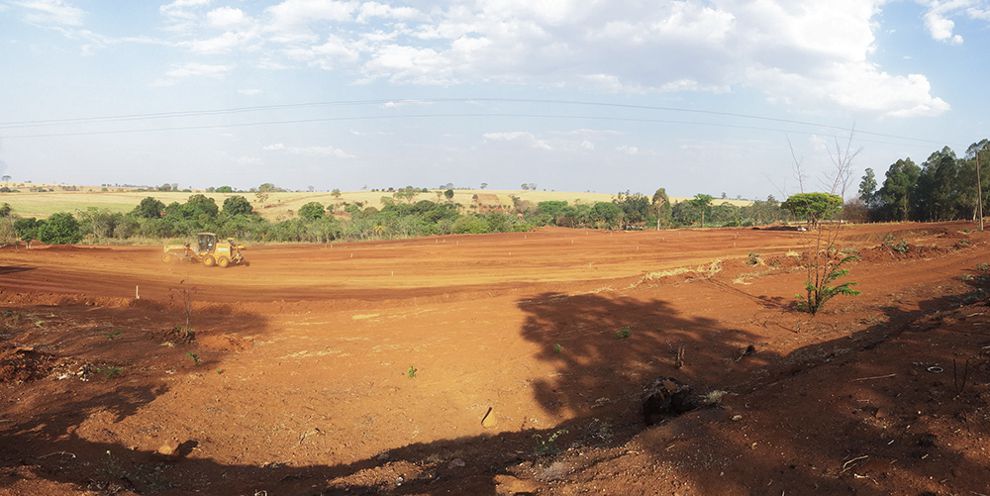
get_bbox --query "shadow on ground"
[2,270,990,495]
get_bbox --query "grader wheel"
[162,254,174,264]
[203,255,216,267]
[217,256,230,268]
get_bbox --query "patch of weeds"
[962,274,976,282]
[95,365,123,379]
[169,325,196,343]
[186,352,201,366]
[955,239,972,249]
[747,252,762,266]
[977,263,990,272]
[700,390,728,407]
[553,343,563,354]
[533,428,569,457]
[406,365,417,379]
[216,368,224,375]
[615,326,631,339]
[584,419,613,444]
[105,329,122,341]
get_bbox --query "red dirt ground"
[1,223,988,495]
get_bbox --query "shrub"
[132,196,165,218]
[222,195,254,216]
[38,212,82,244]
[298,202,326,220]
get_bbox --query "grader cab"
[162,232,247,268]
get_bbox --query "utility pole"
[978,149,985,231]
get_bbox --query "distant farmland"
[0,186,752,219]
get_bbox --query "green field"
[0,186,751,220]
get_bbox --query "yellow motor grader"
[162,232,247,268]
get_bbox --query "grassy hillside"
[0,184,751,220]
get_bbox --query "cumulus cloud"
[616,145,639,156]
[206,6,247,28]
[15,0,964,118]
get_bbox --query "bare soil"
[1,223,988,495]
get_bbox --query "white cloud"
[483,131,553,151]
[135,0,957,117]
[263,142,355,158]
[154,62,233,86]
[616,145,639,156]
[12,0,84,26]
[182,30,257,53]
[237,88,263,95]
[920,0,990,44]
[206,6,248,28]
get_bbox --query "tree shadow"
[3,271,990,495]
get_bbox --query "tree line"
[0,188,797,246]
[856,139,989,222]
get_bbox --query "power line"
[0,97,946,146]
[0,111,938,149]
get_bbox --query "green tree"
[77,208,119,239]
[38,212,82,244]
[222,195,254,216]
[215,186,234,193]
[651,188,672,229]
[913,147,961,221]
[688,194,714,227]
[877,158,921,221]
[858,168,877,207]
[182,194,220,218]
[781,192,843,225]
[298,202,326,220]
[394,186,419,204]
[13,218,41,243]
[589,202,623,229]
[444,189,454,200]
[133,196,165,219]
[0,203,11,218]
[331,188,342,201]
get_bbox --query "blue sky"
[0,0,988,198]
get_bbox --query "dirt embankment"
[0,222,988,495]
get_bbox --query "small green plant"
[798,226,860,316]
[955,239,972,249]
[186,352,201,366]
[105,329,122,341]
[977,263,990,272]
[553,343,563,354]
[96,365,123,379]
[406,365,417,379]
[882,236,909,254]
[533,428,569,456]
[798,250,860,315]
[615,326,631,339]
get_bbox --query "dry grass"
[0,184,752,220]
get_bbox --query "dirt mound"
[0,346,55,383]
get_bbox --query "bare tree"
[787,136,807,194]
[822,127,862,199]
